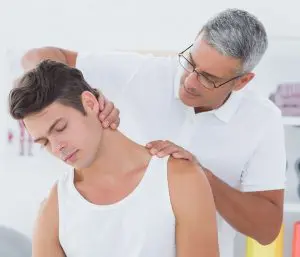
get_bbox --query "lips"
[63,150,78,162]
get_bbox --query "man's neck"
[77,129,151,181]
[194,92,232,114]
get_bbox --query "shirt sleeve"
[241,110,287,192]
[76,51,147,99]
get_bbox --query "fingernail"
[146,143,152,148]
[150,149,158,154]
[157,152,164,157]
[111,124,116,129]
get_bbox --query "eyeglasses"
[178,44,243,90]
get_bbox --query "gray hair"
[199,9,268,74]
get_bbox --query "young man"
[8,60,219,257]
[20,9,286,257]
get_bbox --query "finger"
[110,117,120,130]
[172,152,191,160]
[149,141,171,155]
[99,101,114,122]
[98,93,105,111]
[185,153,195,161]
[146,140,173,149]
[183,152,194,161]
[103,108,120,128]
[157,145,181,157]
[154,141,178,154]
[150,140,167,151]
[146,140,160,148]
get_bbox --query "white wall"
[1,1,300,256]
[1,0,300,51]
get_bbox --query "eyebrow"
[34,118,64,143]
[188,52,221,80]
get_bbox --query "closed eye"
[56,124,67,132]
[39,139,49,148]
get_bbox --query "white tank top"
[57,156,176,257]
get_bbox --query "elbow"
[252,210,283,246]
[21,47,68,71]
[21,48,43,71]
[254,224,282,246]
[256,236,276,246]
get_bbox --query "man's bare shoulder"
[167,158,219,257]
[167,157,214,216]
[37,183,59,221]
[167,157,209,189]
[32,183,65,257]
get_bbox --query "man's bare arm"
[21,46,173,71]
[21,47,77,71]
[32,184,66,257]
[205,169,283,245]
[168,158,219,257]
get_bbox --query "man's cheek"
[180,71,190,86]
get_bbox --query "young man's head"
[9,60,103,169]
[178,9,268,110]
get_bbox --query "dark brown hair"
[9,59,100,120]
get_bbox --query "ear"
[81,91,99,114]
[233,73,255,91]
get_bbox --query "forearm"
[21,47,68,71]
[206,170,282,245]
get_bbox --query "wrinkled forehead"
[190,35,242,77]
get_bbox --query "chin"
[73,161,91,170]
[76,155,98,170]
[179,90,200,107]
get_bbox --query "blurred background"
[0,0,299,256]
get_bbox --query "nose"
[184,72,200,94]
[52,141,66,156]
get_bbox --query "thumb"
[98,93,105,111]
[172,152,183,159]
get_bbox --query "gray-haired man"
[21,9,286,257]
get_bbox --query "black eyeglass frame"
[178,44,243,89]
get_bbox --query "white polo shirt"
[76,51,286,257]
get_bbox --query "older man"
[21,9,286,257]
